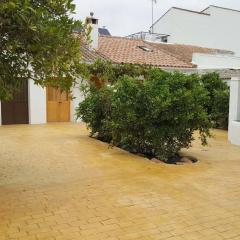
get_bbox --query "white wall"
[28,79,47,124]
[193,53,240,69]
[153,6,240,55]
[0,79,85,125]
[29,78,85,124]
[228,77,240,145]
[71,78,85,122]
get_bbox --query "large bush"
[201,73,230,129]
[77,68,211,162]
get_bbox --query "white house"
[1,12,240,130]
[0,15,102,126]
[151,5,240,56]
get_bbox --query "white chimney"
[86,12,99,49]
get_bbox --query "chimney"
[86,12,99,49]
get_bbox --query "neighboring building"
[151,5,240,56]
[126,32,169,43]
[98,27,111,36]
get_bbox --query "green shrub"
[77,69,211,162]
[201,73,230,129]
[77,86,112,142]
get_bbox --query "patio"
[0,123,240,240]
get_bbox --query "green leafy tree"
[81,59,152,87]
[0,0,87,100]
[201,73,230,129]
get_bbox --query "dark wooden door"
[1,80,29,125]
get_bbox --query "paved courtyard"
[0,123,240,240]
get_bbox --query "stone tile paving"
[0,123,240,240]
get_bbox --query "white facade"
[71,78,85,122]
[152,6,240,55]
[0,79,84,125]
[229,77,240,145]
[28,80,46,124]
[193,53,240,70]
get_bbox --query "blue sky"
[73,0,240,36]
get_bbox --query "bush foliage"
[77,67,212,162]
[201,73,230,129]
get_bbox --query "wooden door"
[47,87,70,122]
[1,80,29,125]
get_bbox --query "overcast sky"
[73,0,240,36]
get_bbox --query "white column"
[71,78,85,123]
[228,77,240,145]
[28,79,47,124]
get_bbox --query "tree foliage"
[0,0,87,100]
[201,73,230,129]
[80,59,152,87]
[77,67,211,162]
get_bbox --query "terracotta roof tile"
[98,36,194,68]
[80,44,105,63]
[82,36,233,68]
[148,42,233,64]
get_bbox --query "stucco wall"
[153,6,240,55]
[71,78,85,122]
[192,53,240,69]
[229,121,240,145]
[29,80,47,124]
[0,79,85,125]
[228,77,240,145]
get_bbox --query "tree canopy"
[0,0,86,100]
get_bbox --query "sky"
[73,0,240,37]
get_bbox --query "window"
[138,46,153,52]
[162,36,168,43]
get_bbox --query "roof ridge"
[150,6,210,29]
[171,7,210,15]
[99,35,145,42]
[157,42,233,53]
[202,5,240,13]
[144,41,194,67]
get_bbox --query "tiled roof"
[81,36,233,69]
[80,44,105,63]
[98,36,194,68]
[148,42,233,64]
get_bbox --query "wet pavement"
[0,123,240,240]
